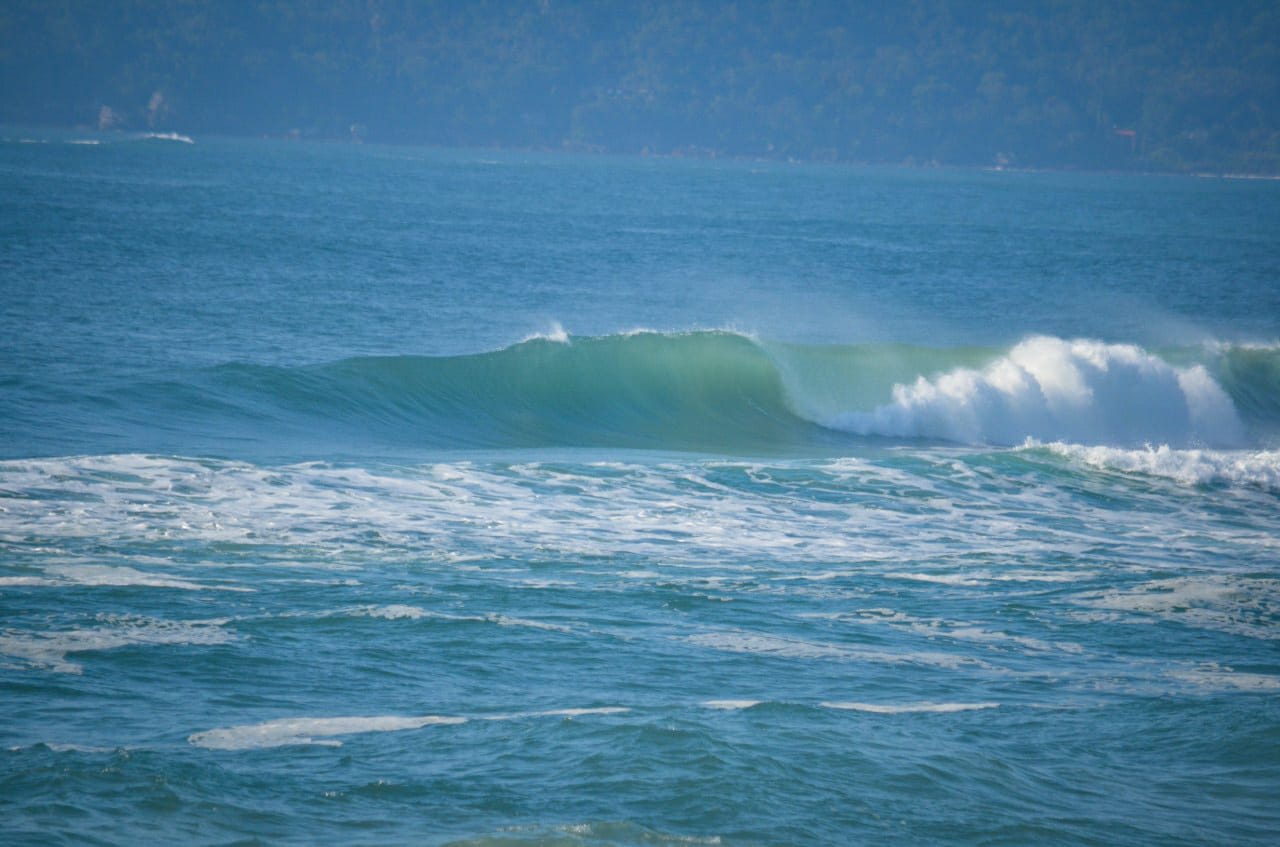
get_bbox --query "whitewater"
[2,134,1278,846]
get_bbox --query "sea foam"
[1039,441,1280,489]
[829,336,1245,447]
[189,715,467,750]
[190,707,628,750]
[820,702,1000,713]
[0,616,234,674]
[0,564,252,592]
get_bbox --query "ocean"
[2,130,1278,846]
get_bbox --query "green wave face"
[85,333,1280,455]
[1215,345,1280,438]
[208,331,834,453]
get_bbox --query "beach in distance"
[2,133,1279,845]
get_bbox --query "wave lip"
[828,336,1247,448]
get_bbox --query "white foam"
[543,707,628,717]
[0,451,1252,588]
[0,616,235,673]
[139,132,194,144]
[884,569,1094,587]
[831,336,1246,447]
[189,714,466,750]
[45,564,248,591]
[884,571,987,587]
[0,454,940,566]
[498,707,630,719]
[701,699,761,710]
[190,706,628,749]
[1074,576,1279,640]
[934,626,1077,654]
[1040,442,1280,490]
[346,606,571,632]
[520,321,570,344]
[1167,664,1280,692]
[355,604,432,620]
[686,630,981,669]
[807,608,1084,655]
[821,701,999,713]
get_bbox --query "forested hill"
[3,1,1278,173]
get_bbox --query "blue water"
[3,131,1279,846]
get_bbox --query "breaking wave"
[20,331,1280,455]
[827,336,1250,447]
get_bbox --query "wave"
[192,330,835,452]
[826,336,1250,447]
[1032,442,1280,490]
[24,331,1280,455]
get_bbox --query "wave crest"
[35,332,1279,454]
[828,336,1247,447]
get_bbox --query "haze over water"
[2,133,1279,845]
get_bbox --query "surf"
[17,331,1280,456]
[823,335,1257,448]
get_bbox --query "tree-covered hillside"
[2,1,1277,172]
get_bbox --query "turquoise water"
[2,132,1279,845]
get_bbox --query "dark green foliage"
[2,0,1277,172]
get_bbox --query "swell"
[197,331,835,453]
[12,332,1280,455]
